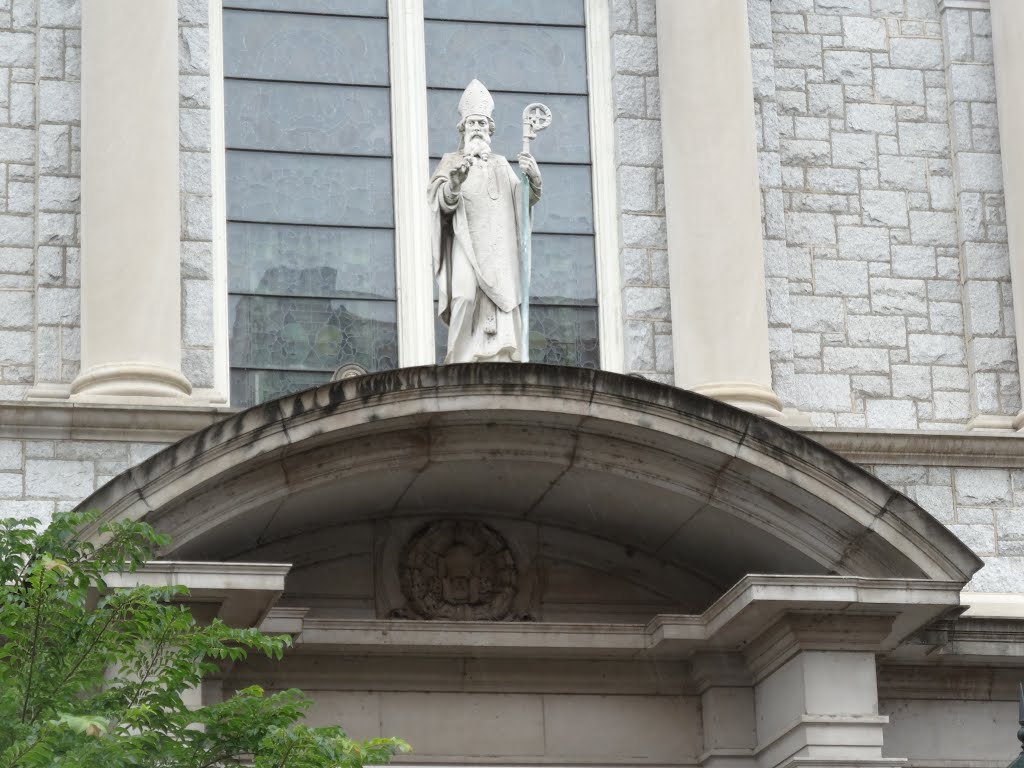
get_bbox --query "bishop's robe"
[428,152,540,364]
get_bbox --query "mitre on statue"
[458,78,494,119]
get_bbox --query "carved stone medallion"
[398,520,518,620]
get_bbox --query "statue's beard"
[464,135,491,160]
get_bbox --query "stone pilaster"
[73,0,191,400]
[989,1,1024,431]
[655,0,784,418]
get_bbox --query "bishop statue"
[428,79,544,364]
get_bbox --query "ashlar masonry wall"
[762,0,1017,429]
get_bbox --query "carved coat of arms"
[398,520,518,620]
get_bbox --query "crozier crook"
[519,102,552,362]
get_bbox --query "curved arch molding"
[78,365,981,594]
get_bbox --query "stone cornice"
[4,398,1024,471]
[798,428,1024,468]
[0,400,233,443]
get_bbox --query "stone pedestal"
[73,0,191,399]
[655,0,783,419]
[990,1,1024,431]
[748,616,907,768]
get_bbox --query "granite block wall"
[872,463,1024,591]
[762,0,1017,428]
[0,437,169,528]
[611,0,673,384]
[0,0,219,398]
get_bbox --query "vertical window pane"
[225,4,396,407]
[425,0,598,368]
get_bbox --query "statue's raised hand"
[449,159,471,194]
[518,152,541,186]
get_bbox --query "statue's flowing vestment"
[428,153,540,363]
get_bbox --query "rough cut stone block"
[790,373,853,411]
[774,33,823,68]
[966,281,1002,335]
[949,63,997,102]
[972,557,1024,591]
[971,337,1017,373]
[38,80,81,123]
[957,152,1003,192]
[0,290,33,329]
[964,242,1010,280]
[956,468,1011,506]
[823,347,889,374]
[824,51,873,85]
[25,458,94,499]
[879,155,927,191]
[889,37,944,70]
[616,118,662,165]
[897,122,949,157]
[870,277,928,316]
[0,32,34,67]
[781,139,831,165]
[786,213,837,245]
[623,287,671,320]
[618,166,656,211]
[948,524,995,554]
[0,127,35,164]
[847,103,896,134]
[892,364,932,399]
[891,245,936,277]
[908,333,966,365]
[933,390,970,421]
[814,259,868,296]
[807,168,859,194]
[808,83,845,117]
[790,295,846,332]
[831,132,877,169]
[913,484,955,523]
[842,16,887,50]
[862,189,909,227]
[838,226,890,261]
[875,68,925,105]
[613,34,658,75]
[848,315,907,348]
[865,399,917,428]
[909,211,957,246]
[0,330,33,365]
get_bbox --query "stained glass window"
[225,0,599,408]
[425,1,598,367]
[224,2,396,407]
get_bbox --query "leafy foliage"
[0,511,410,767]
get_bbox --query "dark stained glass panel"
[425,21,587,94]
[224,0,386,15]
[231,369,333,410]
[529,306,599,368]
[423,0,584,25]
[224,11,388,86]
[225,81,391,156]
[230,295,398,372]
[228,223,396,300]
[226,151,394,227]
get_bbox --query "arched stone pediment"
[78,365,981,613]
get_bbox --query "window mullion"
[389,0,436,366]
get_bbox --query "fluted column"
[73,0,191,399]
[656,0,782,418]
[991,1,1024,430]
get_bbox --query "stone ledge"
[800,428,1024,468]
[0,400,234,443]
[5,399,1024,469]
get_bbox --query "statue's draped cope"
[428,153,534,363]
